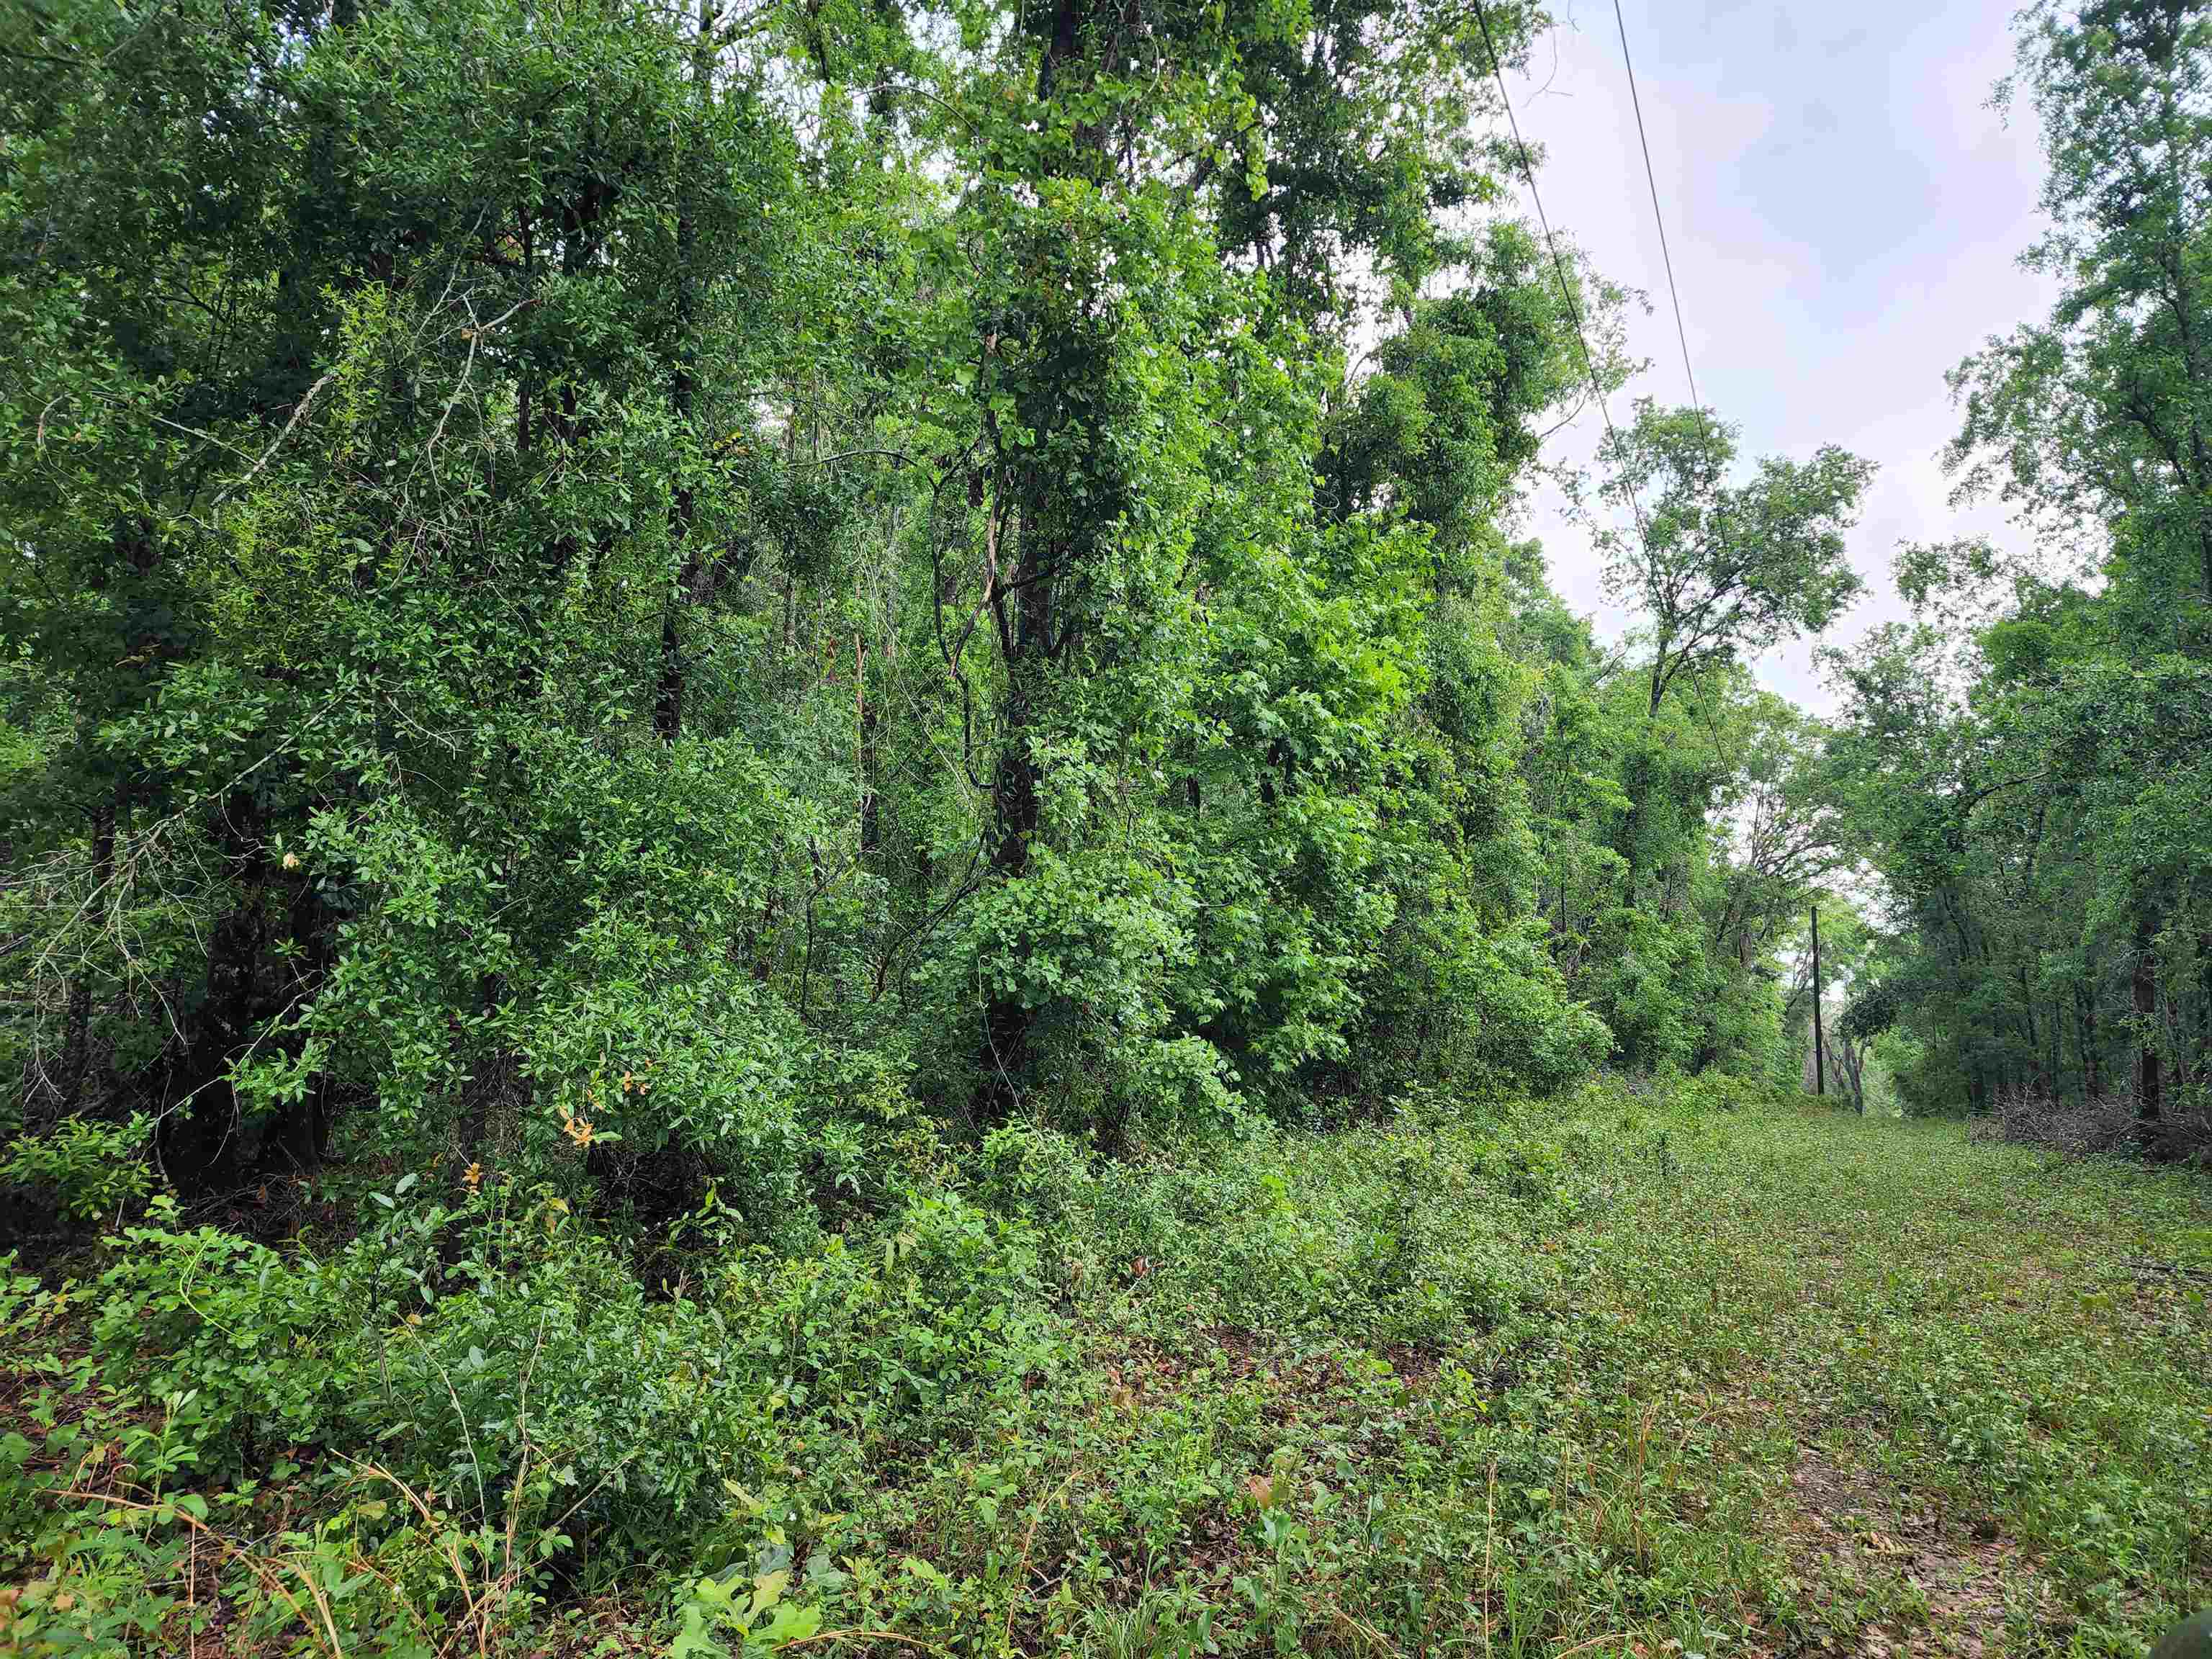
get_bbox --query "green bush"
[727,1191,1070,1444]
[35,1174,1079,1616]
[1071,1108,1577,1351]
[1,1115,154,1226]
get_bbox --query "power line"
[1611,0,1701,412]
[1467,0,1653,548]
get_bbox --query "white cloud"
[1501,0,2058,714]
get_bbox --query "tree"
[1953,0,2212,616]
[0,0,1633,1195]
[1587,403,1871,719]
[1837,0,2212,1149]
[1784,903,1880,1111]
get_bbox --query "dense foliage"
[0,0,1850,1220]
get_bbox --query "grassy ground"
[1514,1092,2212,1658]
[729,1086,2212,1659]
[936,1086,2212,1659]
[6,1086,2209,1658]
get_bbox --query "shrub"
[1070,1108,1575,1351]
[35,1172,1081,1639]
[1,1115,154,1226]
[1671,1071,1771,1115]
[75,1184,780,1577]
[726,1191,1069,1446]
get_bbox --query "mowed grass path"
[1532,1098,2212,1658]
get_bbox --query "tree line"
[1823,0,2212,1153]
[0,0,1886,1234]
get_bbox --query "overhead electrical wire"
[1611,0,1702,412]
[1467,0,1653,549]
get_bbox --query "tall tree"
[1588,403,1871,720]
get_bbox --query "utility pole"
[1810,902,1826,1098]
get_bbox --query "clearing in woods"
[1527,1097,2211,1658]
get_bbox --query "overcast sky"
[1503,0,2057,715]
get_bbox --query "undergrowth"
[2,1082,2206,1658]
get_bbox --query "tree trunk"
[54,793,121,1120]
[969,0,1115,1125]
[1810,903,1826,1099]
[2134,914,2162,1124]
[2195,928,2212,1094]
[161,791,274,1187]
[655,0,714,740]
[976,491,1053,1124]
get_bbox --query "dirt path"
[1780,1442,2056,1657]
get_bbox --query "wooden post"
[1810,903,1826,1098]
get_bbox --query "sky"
[1502,0,2059,716]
